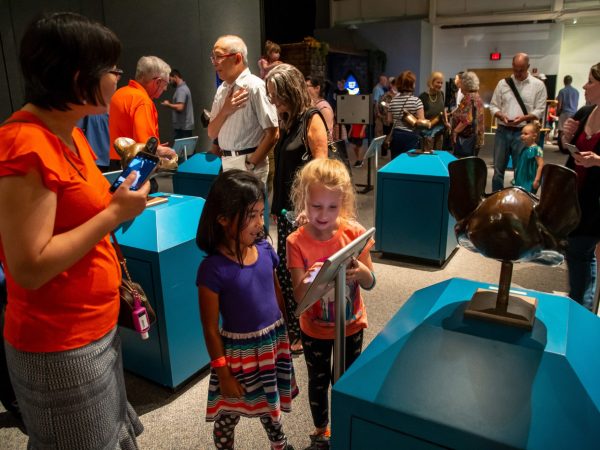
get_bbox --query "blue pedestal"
[332,278,600,449]
[375,150,457,265]
[114,193,208,388]
[172,152,221,199]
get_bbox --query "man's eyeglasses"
[153,76,169,86]
[108,68,124,77]
[210,53,237,64]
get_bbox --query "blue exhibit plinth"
[332,278,600,450]
[172,152,221,199]
[375,150,457,265]
[114,193,208,388]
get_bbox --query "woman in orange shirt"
[0,12,149,448]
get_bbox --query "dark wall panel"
[0,0,263,152]
[104,0,262,150]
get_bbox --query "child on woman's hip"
[196,169,298,450]
[286,159,376,448]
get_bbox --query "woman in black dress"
[265,64,328,353]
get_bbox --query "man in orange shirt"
[109,55,176,170]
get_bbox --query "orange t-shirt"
[108,79,160,160]
[0,111,121,352]
[286,220,374,340]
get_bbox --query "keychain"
[131,291,150,340]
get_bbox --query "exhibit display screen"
[295,227,375,317]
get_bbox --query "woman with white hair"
[419,71,449,150]
[451,71,485,157]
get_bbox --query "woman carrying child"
[287,159,376,449]
[196,170,298,450]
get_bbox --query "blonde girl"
[286,159,375,448]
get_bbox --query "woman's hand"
[533,179,540,190]
[562,118,580,142]
[107,172,150,225]
[573,151,600,168]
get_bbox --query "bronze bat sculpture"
[447,157,580,329]
[113,137,179,171]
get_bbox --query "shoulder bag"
[302,107,352,174]
[382,96,411,152]
[111,233,157,332]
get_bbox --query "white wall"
[558,23,600,108]
[432,22,563,82]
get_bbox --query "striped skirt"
[206,317,298,423]
[4,327,143,450]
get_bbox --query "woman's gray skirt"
[5,327,143,449]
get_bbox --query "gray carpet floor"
[0,138,581,449]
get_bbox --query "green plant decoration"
[304,36,329,60]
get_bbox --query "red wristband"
[210,356,227,368]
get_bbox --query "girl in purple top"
[196,169,298,450]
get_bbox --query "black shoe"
[353,160,363,168]
[305,432,330,450]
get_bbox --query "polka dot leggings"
[213,414,289,449]
[275,213,301,343]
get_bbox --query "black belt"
[500,125,524,132]
[221,147,257,157]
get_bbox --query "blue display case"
[375,150,457,265]
[114,193,208,388]
[172,152,221,199]
[332,278,600,449]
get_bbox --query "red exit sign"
[490,52,502,61]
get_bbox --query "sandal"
[290,338,304,355]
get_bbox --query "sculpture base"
[410,149,435,155]
[464,289,537,330]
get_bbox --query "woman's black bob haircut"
[19,12,121,111]
[196,170,266,264]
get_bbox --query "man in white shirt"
[489,53,547,191]
[208,35,278,185]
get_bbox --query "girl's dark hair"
[20,12,121,111]
[196,170,265,264]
